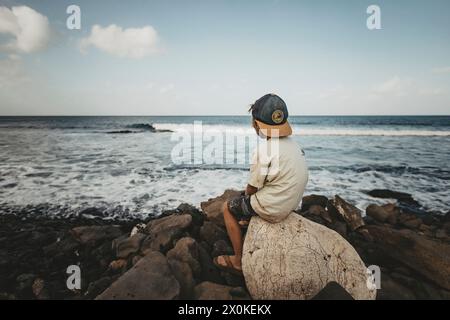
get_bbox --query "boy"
[214,94,309,274]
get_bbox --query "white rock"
[242,213,376,300]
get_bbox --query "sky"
[0,0,449,115]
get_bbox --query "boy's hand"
[238,220,249,228]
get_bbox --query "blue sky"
[0,0,449,115]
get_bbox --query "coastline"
[0,189,449,300]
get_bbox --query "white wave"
[153,123,450,137]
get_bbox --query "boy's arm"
[245,184,258,196]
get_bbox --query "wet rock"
[200,190,242,227]
[43,236,79,256]
[211,240,233,258]
[366,204,398,224]
[167,238,201,299]
[113,233,146,259]
[71,225,122,246]
[108,259,128,273]
[84,277,112,299]
[366,225,450,290]
[194,282,234,300]
[16,273,36,298]
[243,214,376,300]
[398,213,422,230]
[330,220,348,239]
[197,243,223,284]
[366,189,420,207]
[435,229,447,240]
[177,203,205,226]
[307,205,332,223]
[199,221,227,245]
[301,194,329,212]
[142,214,192,253]
[377,273,416,300]
[328,195,365,231]
[131,255,142,266]
[96,251,180,300]
[167,237,201,299]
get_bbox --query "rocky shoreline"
[0,189,449,300]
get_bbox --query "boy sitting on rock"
[214,94,309,274]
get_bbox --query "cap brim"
[255,119,292,137]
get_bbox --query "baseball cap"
[250,94,292,137]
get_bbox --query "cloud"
[80,24,160,58]
[0,6,50,53]
[432,66,450,74]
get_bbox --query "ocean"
[0,115,449,219]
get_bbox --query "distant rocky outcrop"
[106,123,172,134]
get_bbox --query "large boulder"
[141,214,192,253]
[166,237,201,299]
[328,195,365,231]
[300,194,329,212]
[366,225,450,290]
[113,233,147,259]
[242,213,376,300]
[200,190,242,227]
[96,251,180,300]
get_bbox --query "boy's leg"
[220,201,243,268]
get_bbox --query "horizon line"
[0,114,449,117]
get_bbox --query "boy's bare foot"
[213,255,243,275]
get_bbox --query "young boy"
[214,94,309,274]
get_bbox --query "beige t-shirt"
[249,137,308,223]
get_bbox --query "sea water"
[0,115,448,219]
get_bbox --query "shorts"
[227,194,258,221]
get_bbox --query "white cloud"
[432,66,450,74]
[0,6,50,53]
[80,24,160,59]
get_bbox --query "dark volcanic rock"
[366,204,398,224]
[366,225,450,290]
[142,214,192,253]
[328,195,365,231]
[194,281,234,300]
[377,273,416,300]
[200,190,242,227]
[200,221,228,245]
[166,237,201,299]
[366,189,420,207]
[307,204,332,223]
[71,225,122,246]
[300,194,329,212]
[84,277,112,299]
[96,251,180,300]
[113,233,146,259]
